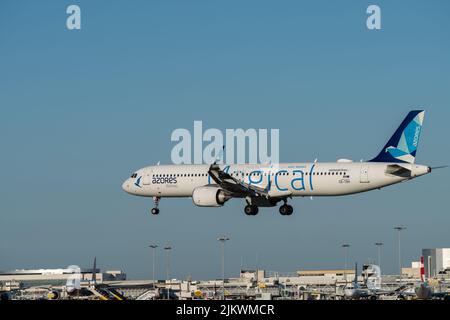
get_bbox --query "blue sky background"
[1,0,449,280]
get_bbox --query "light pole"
[394,226,406,283]
[164,245,172,300]
[374,242,383,272]
[149,244,158,288]
[255,252,259,285]
[342,244,350,285]
[217,236,230,300]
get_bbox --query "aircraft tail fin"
[370,110,425,164]
[366,264,382,290]
[420,256,425,282]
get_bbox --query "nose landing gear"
[151,196,161,215]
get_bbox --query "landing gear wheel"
[244,205,259,216]
[286,205,293,215]
[151,196,161,215]
[279,204,293,216]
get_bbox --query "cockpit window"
[131,173,138,178]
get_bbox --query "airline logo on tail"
[420,256,425,282]
[370,110,425,164]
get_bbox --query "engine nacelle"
[192,186,231,207]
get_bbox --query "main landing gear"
[243,199,293,216]
[279,199,293,216]
[244,205,259,216]
[151,196,160,215]
[279,204,293,216]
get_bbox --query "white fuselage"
[122,162,430,199]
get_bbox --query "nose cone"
[122,178,131,194]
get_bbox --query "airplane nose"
[122,179,131,193]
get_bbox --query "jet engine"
[192,186,231,207]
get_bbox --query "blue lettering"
[275,170,288,191]
[291,170,305,190]
[265,171,272,191]
[309,164,315,190]
[248,170,263,185]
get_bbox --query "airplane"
[342,263,396,300]
[400,256,450,300]
[395,256,434,300]
[122,110,440,216]
[343,263,374,300]
[414,256,433,299]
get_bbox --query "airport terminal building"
[0,268,126,289]
[422,248,450,278]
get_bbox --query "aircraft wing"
[207,164,269,197]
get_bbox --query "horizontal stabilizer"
[385,164,412,177]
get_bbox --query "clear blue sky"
[1,0,449,280]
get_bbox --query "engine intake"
[192,186,231,207]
